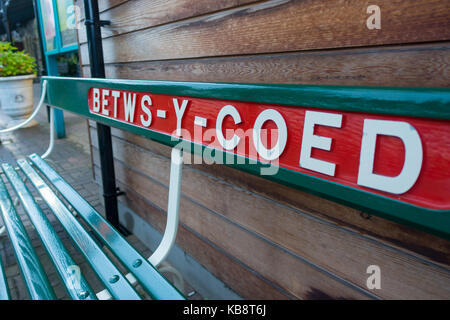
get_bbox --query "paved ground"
[0,83,197,300]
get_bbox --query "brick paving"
[0,83,198,300]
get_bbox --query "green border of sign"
[42,76,450,239]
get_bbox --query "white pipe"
[0,226,5,237]
[0,80,48,133]
[96,147,184,300]
[0,79,55,159]
[41,107,55,159]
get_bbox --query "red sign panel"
[88,87,450,211]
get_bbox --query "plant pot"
[0,74,36,127]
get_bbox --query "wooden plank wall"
[75,0,450,299]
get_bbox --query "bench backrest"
[42,76,450,239]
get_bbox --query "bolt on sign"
[42,77,450,239]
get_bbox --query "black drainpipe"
[84,0,127,234]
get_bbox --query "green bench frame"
[43,76,450,239]
[0,75,449,300]
[0,152,185,300]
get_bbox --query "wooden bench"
[1,76,449,300]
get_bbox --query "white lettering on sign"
[101,89,110,116]
[111,90,120,118]
[357,119,423,194]
[173,98,189,136]
[194,116,207,128]
[123,92,137,123]
[157,110,167,119]
[253,109,287,161]
[92,88,100,112]
[216,105,242,151]
[140,95,152,127]
[299,111,342,176]
[88,87,442,206]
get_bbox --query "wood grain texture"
[200,163,450,267]
[74,0,129,15]
[90,124,450,267]
[79,0,450,64]
[82,43,450,87]
[90,128,450,299]
[91,148,373,300]
[77,0,260,44]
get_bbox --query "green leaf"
[0,42,37,77]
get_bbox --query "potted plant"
[0,42,37,126]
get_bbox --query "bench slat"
[0,254,9,300]
[0,170,56,300]
[29,153,185,300]
[17,159,142,300]
[2,163,97,300]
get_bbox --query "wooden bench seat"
[0,154,184,300]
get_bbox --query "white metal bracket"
[148,147,183,267]
[96,147,184,299]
